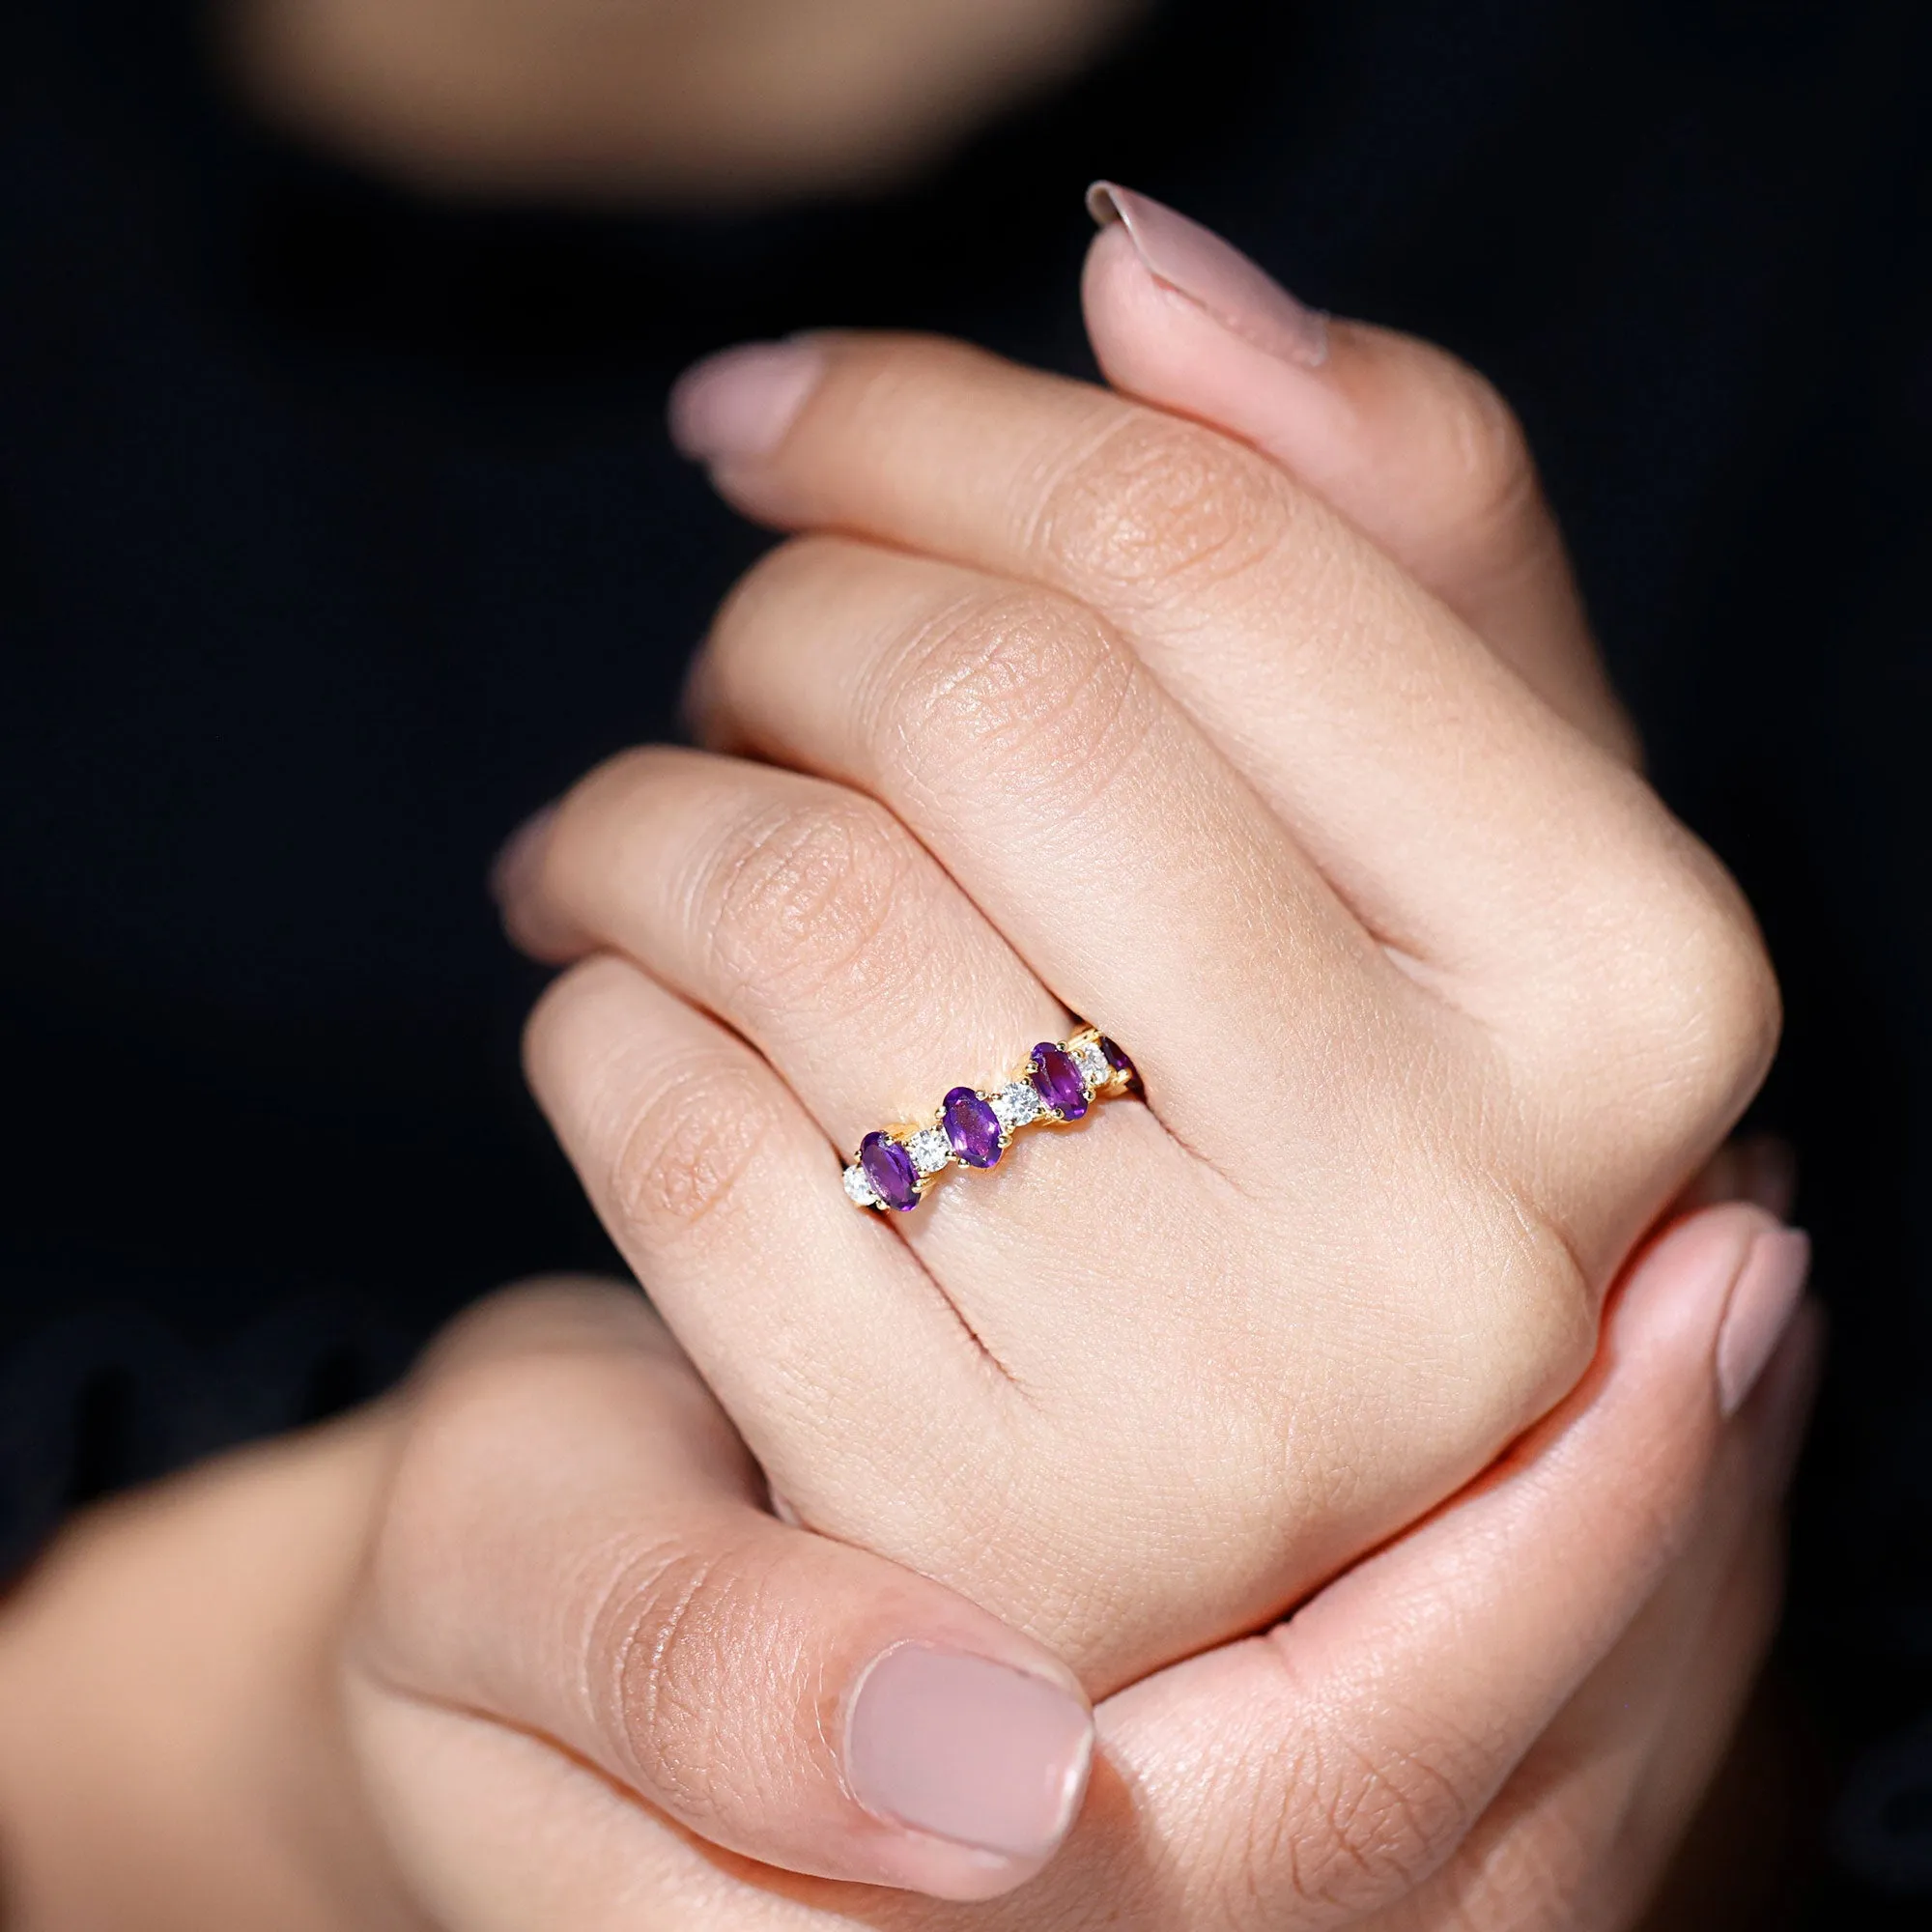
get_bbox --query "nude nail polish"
[668,340,824,465]
[844,1644,1094,1860]
[1087,182,1329,369]
[1716,1227,1812,1417]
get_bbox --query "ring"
[842,1026,1141,1211]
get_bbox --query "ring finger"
[508,744,1235,1378]
[692,532,1447,1190]
[515,743,1067,1161]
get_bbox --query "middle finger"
[681,333,1761,1097]
[696,531,1441,1184]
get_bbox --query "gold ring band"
[842,1026,1140,1212]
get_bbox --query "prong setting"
[840,1027,1137,1210]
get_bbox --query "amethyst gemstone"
[1030,1042,1089,1121]
[860,1131,923,1211]
[1099,1035,1141,1092]
[942,1086,1004,1169]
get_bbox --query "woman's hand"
[498,198,1781,1693]
[0,1208,1813,1927]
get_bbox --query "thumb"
[346,1280,1094,1907]
[1083,184,1635,761]
[1089,1203,1813,1929]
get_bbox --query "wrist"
[221,0,1137,202]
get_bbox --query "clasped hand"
[0,200,1812,1932]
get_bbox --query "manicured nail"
[844,1644,1093,1861]
[487,803,557,911]
[668,340,824,465]
[1087,182,1328,369]
[1716,1227,1812,1417]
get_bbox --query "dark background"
[3,0,1928,1918]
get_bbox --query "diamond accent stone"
[1071,1038,1109,1089]
[843,1030,1143,1207]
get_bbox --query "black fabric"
[3,0,1928,1915]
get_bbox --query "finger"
[1084,1203,1812,1928]
[506,743,1591,1698]
[1080,184,1637,762]
[347,1279,1094,1904]
[689,530,1436,1186]
[518,952,1009,1540]
[1406,1305,1819,1931]
[670,332,1773,1139]
[500,747,1236,1390]
[504,744,1068,1154]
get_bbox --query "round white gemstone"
[1070,1039,1109,1090]
[992,1080,1043,1131]
[907,1127,952,1176]
[842,1162,881,1208]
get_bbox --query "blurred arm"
[223,0,1141,202]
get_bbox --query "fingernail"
[1716,1227,1812,1417]
[844,1644,1094,1861]
[668,340,824,465]
[488,803,557,910]
[1087,181,1328,369]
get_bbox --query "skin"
[0,1220,1818,1929]
[0,220,1804,1926]
[226,0,1146,200]
[506,254,1778,1704]
[0,21,1802,1914]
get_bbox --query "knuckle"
[1440,365,1538,536]
[1601,854,1783,1140]
[1484,1261,1600,1430]
[588,1534,780,1818]
[1666,883,1783,1118]
[1527,832,1781,1175]
[696,794,918,1016]
[1384,1147,1604,1433]
[1483,1177,1602,1390]
[1399,348,1541,557]
[884,588,1152,815]
[1265,1719,1491,1914]
[1036,410,1288,604]
[696,533,838,714]
[607,1051,781,1243]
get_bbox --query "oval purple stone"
[942,1086,1003,1169]
[1099,1035,1141,1092]
[1030,1042,1089,1121]
[860,1131,923,1211]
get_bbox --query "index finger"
[1079,185,1636,763]
[671,334,1761,1092]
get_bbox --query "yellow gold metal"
[841,1023,1138,1211]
